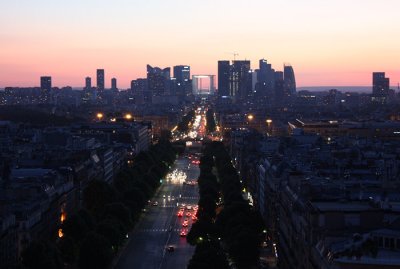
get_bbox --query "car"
[180,230,187,237]
[166,245,175,252]
[186,212,191,217]
[177,211,183,217]
[152,201,158,206]
[182,222,188,227]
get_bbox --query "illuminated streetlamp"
[247,114,254,121]
[266,119,273,136]
[125,113,133,120]
[96,113,104,120]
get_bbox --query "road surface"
[115,152,200,269]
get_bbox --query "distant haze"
[297,86,373,93]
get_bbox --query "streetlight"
[96,113,104,120]
[125,113,133,120]
[247,114,254,121]
[266,119,272,124]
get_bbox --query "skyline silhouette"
[0,0,399,87]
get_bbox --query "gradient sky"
[0,0,399,88]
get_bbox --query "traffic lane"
[161,183,199,268]
[116,157,199,269]
[162,191,199,268]
[116,183,182,269]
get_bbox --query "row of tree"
[205,109,216,133]
[22,140,178,269]
[177,110,195,133]
[187,141,264,269]
[187,145,230,269]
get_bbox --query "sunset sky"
[0,0,399,89]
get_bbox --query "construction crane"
[225,51,239,61]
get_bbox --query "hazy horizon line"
[1,85,397,93]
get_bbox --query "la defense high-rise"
[283,64,296,98]
[97,69,105,90]
[40,76,52,91]
[218,61,230,97]
[372,72,390,96]
[85,77,91,90]
[173,65,191,99]
[217,60,252,102]
[147,65,171,102]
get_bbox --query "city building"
[96,69,105,90]
[173,65,191,83]
[111,77,117,90]
[256,59,275,99]
[217,60,252,102]
[146,65,171,102]
[372,72,391,104]
[173,65,191,100]
[85,77,91,90]
[231,60,252,101]
[40,76,52,91]
[218,60,230,97]
[274,71,285,103]
[373,72,390,96]
[192,75,215,95]
[283,64,296,98]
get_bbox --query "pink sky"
[0,0,399,88]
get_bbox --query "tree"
[83,180,117,216]
[187,218,217,245]
[58,236,78,264]
[187,243,230,269]
[101,202,132,229]
[62,213,91,242]
[96,219,125,250]
[22,240,62,269]
[78,232,113,269]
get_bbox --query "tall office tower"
[283,64,296,97]
[97,69,105,90]
[257,59,275,98]
[111,78,117,90]
[173,65,191,98]
[251,69,258,93]
[218,61,230,97]
[173,65,191,82]
[85,77,91,90]
[372,72,390,96]
[147,65,171,100]
[274,71,285,103]
[230,60,252,101]
[40,76,52,91]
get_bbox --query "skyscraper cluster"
[130,64,192,105]
[217,59,296,105]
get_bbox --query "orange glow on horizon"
[0,1,399,88]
